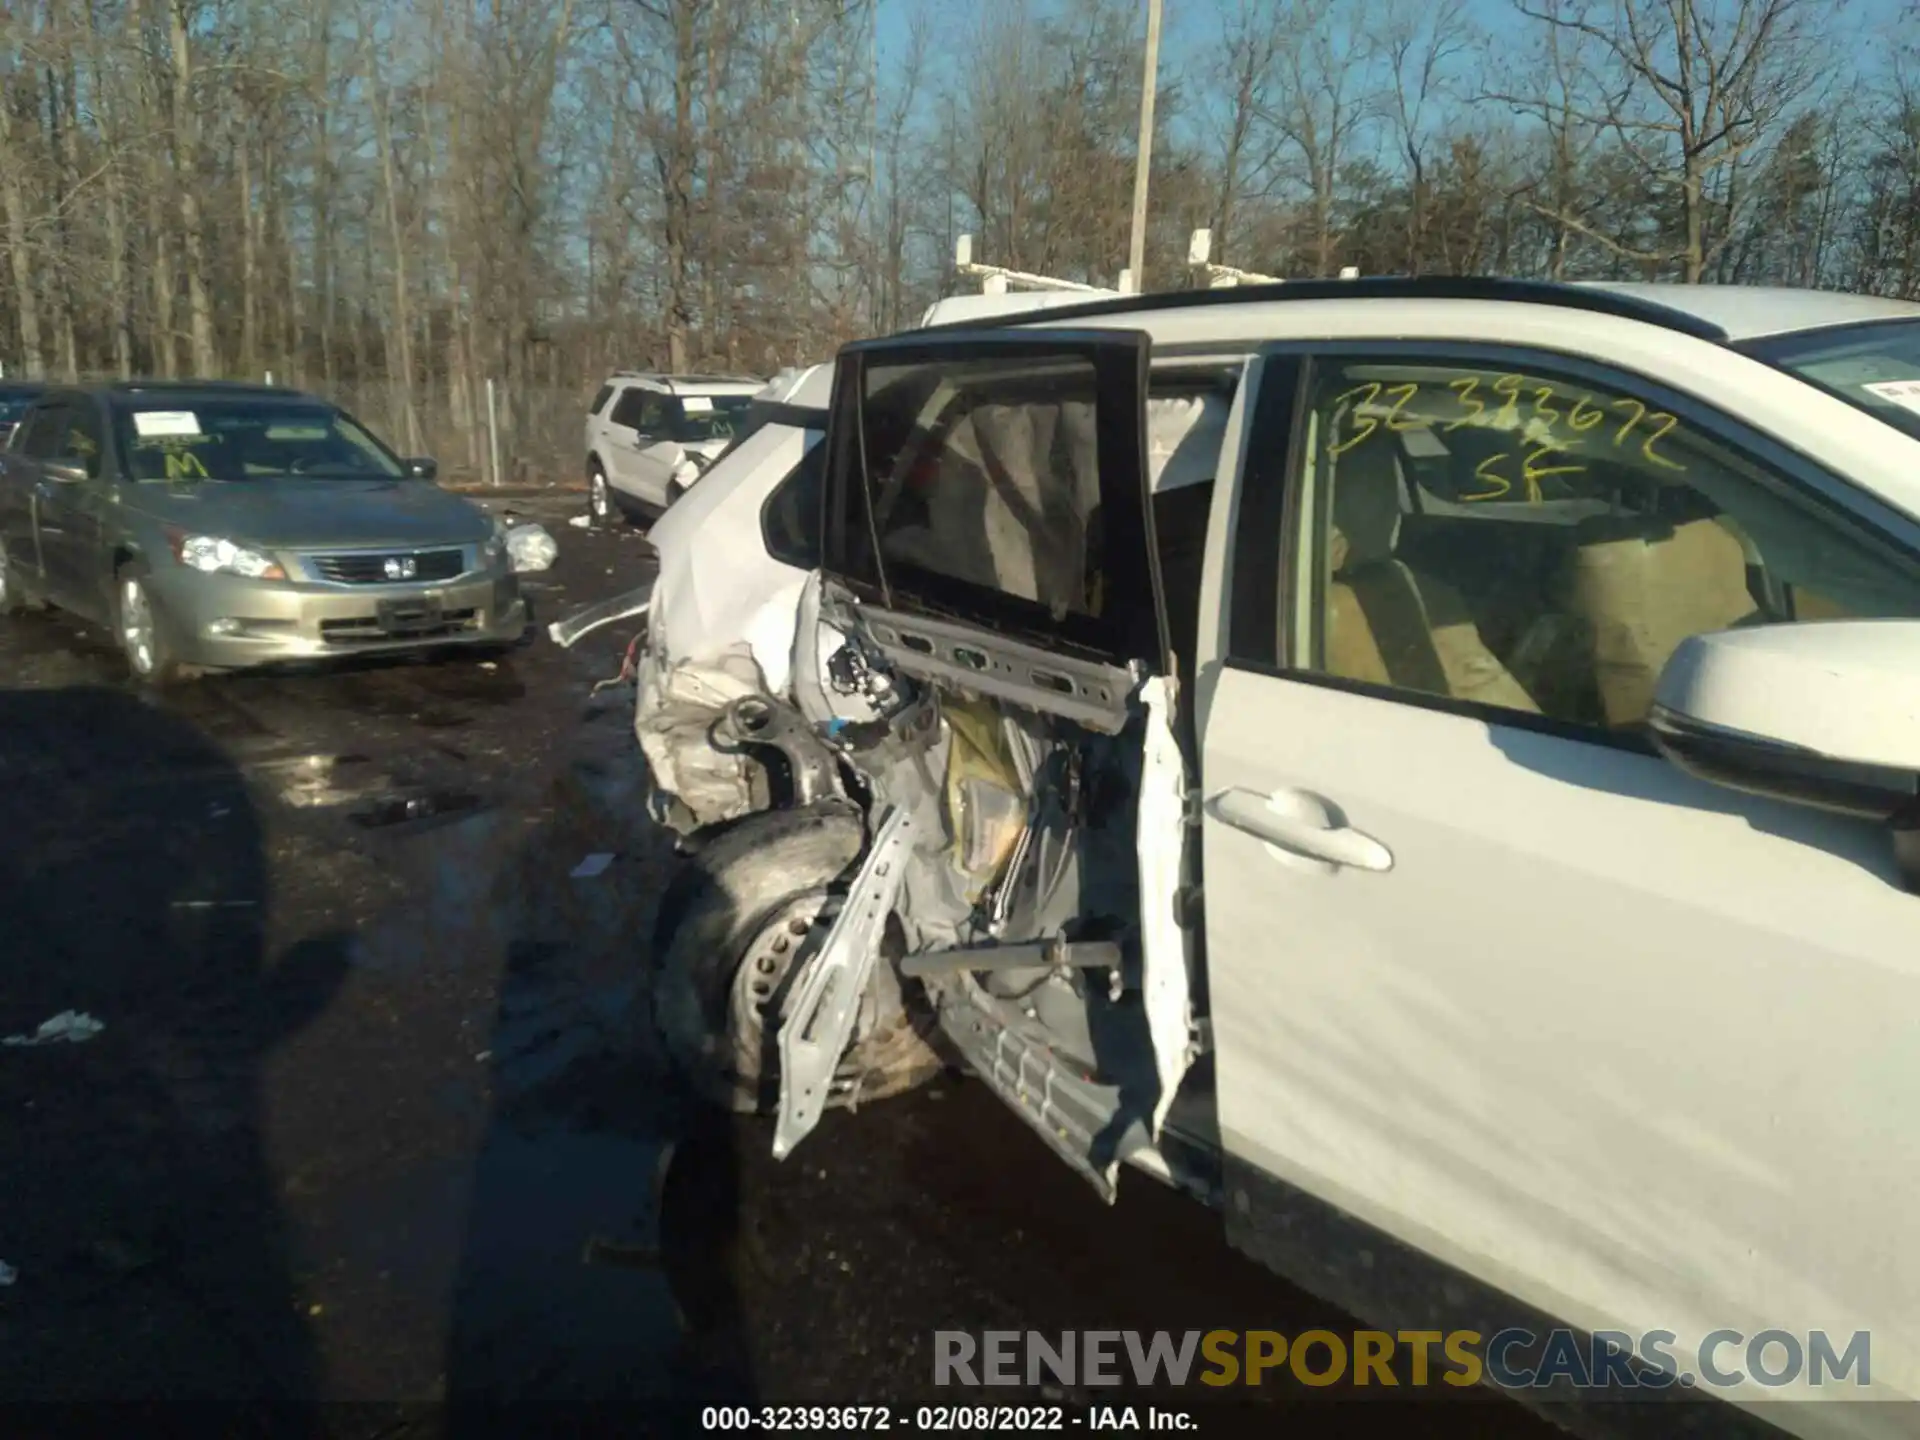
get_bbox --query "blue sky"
[873,0,1912,123]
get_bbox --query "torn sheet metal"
[773,805,918,1160]
[549,584,653,649]
[634,644,776,832]
[645,423,816,693]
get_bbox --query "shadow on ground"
[0,686,344,1404]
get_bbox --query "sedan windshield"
[111,400,406,482]
[1739,320,1920,444]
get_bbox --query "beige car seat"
[1324,441,1541,713]
[1559,512,1760,727]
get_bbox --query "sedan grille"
[307,548,467,585]
[320,608,479,644]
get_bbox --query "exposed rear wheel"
[651,806,942,1114]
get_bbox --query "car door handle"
[1206,786,1393,872]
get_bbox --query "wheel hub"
[120,580,155,674]
[731,892,832,1041]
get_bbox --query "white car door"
[600,386,653,500]
[626,394,686,506]
[1197,342,1920,1428]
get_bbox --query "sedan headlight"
[171,532,286,580]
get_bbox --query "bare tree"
[1503,0,1829,281]
[1382,0,1473,273]
[0,0,1906,478]
[1204,0,1283,268]
[1254,0,1386,276]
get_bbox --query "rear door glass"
[607,389,649,431]
[16,404,69,459]
[822,331,1159,666]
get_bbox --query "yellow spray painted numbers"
[1607,396,1687,471]
[1329,371,1689,487]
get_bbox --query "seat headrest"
[1330,437,1407,571]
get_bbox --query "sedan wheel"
[117,574,182,685]
[589,467,611,520]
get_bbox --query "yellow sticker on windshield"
[164,448,210,479]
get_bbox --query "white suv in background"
[584,371,762,520]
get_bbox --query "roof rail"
[609,370,762,387]
[953,234,1112,297]
[1184,228,1362,288]
[940,274,1730,342]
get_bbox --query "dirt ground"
[0,494,1568,1438]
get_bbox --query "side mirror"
[44,458,89,484]
[1649,622,1920,886]
[403,456,438,482]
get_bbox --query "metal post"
[1126,0,1164,295]
[486,378,501,488]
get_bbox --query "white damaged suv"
[583,370,763,521]
[633,279,1920,1435]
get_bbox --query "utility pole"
[1125,0,1164,295]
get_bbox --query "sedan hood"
[126,478,492,550]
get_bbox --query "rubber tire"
[651,805,943,1115]
[113,565,189,687]
[0,545,25,615]
[588,462,617,525]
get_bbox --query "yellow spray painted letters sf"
[1460,443,1588,504]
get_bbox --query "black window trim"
[63,395,107,479]
[759,430,826,570]
[607,385,651,432]
[1225,337,1920,757]
[17,395,76,459]
[822,328,1165,671]
[638,392,672,436]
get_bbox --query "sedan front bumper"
[151,562,530,669]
